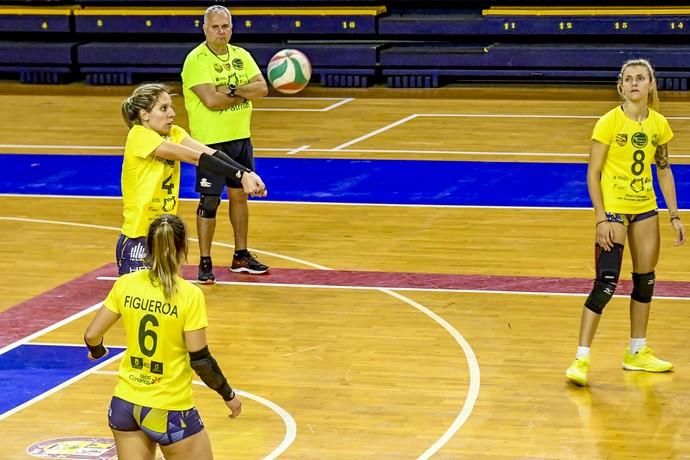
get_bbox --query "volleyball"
[267,49,312,94]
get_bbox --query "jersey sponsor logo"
[27,437,117,459]
[200,178,213,188]
[232,58,244,70]
[162,196,177,212]
[213,63,223,73]
[615,133,628,146]
[151,360,164,375]
[631,132,648,148]
[651,134,659,147]
[128,373,162,385]
[129,242,146,262]
[224,63,232,71]
[630,177,648,193]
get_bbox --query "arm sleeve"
[198,152,252,179]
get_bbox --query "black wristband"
[85,337,107,359]
[596,219,608,226]
[670,215,681,222]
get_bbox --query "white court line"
[1,200,685,214]
[5,145,690,158]
[255,97,354,112]
[332,114,419,150]
[95,371,297,460]
[321,97,355,111]
[0,302,103,356]
[95,277,690,301]
[331,112,690,150]
[286,145,311,155]
[1,216,480,459]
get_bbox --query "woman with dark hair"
[85,214,241,459]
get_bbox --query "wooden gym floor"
[1,82,690,459]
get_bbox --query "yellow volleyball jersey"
[181,42,261,144]
[120,124,188,238]
[104,269,208,410]
[592,106,673,214]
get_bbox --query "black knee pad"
[197,194,221,218]
[631,271,655,303]
[584,243,624,314]
[585,280,617,314]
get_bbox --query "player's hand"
[596,221,615,251]
[671,218,686,246]
[226,396,242,418]
[241,172,267,197]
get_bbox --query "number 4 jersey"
[593,106,673,214]
[121,124,189,238]
[104,269,208,410]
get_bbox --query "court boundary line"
[6,144,690,158]
[0,216,480,459]
[331,112,690,150]
[1,198,684,213]
[93,277,690,301]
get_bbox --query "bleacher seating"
[2,2,690,88]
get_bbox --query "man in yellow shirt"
[182,4,269,283]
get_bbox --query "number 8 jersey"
[592,106,673,214]
[103,270,208,410]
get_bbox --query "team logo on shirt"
[232,58,244,70]
[162,196,177,212]
[615,133,628,146]
[214,63,223,73]
[631,132,648,148]
[651,134,659,147]
[224,63,232,71]
[630,178,645,193]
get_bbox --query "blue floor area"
[0,344,124,415]
[2,153,689,208]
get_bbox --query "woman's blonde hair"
[145,214,188,300]
[121,83,171,128]
[617,58,659,111]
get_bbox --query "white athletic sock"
[576,346,590,359]
[630,338,647,354]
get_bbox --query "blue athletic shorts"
[115,234,147,276]
[605,209,658,226]
[108,396,205,446]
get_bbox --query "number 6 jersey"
[103,269,208,410]
[592,106,673,214]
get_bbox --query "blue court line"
[2,153,689,208]
[0,344,125,415]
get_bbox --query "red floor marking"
[3,263,689,349]
[0,265,115,348]
[179,265,690,298]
